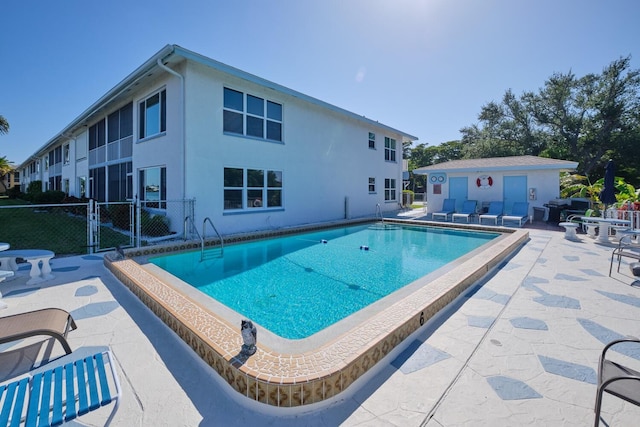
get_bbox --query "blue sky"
[2,0,639,165]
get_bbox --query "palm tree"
[0,156,14,193]
[0,115,8,135]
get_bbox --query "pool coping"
[104,218,528,408]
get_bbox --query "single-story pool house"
[413,156,580,221]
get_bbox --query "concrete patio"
[1,214,639,426]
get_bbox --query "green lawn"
[0,198,130,255]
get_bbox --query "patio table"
[581,217,631,243]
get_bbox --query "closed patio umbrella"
[599,160,617,215]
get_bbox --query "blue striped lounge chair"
[0,351,121,426]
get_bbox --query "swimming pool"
[149,224,498,339]
[106,219,528,408]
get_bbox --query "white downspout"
[156,58,186,200]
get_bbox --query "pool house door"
[503,176,527,214]
[448,177,468,212]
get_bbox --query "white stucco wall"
[181,61,404,235]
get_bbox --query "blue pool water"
[150,224,498,339]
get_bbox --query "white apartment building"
[18,45,417,235]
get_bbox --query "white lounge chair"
[501,202,530,227]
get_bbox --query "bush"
[6,186,22,199]
[61,195,89,216]
[24,181,43,202]
[33,190,66,204]
[402,189,415,205]
[141,211,171,236]
[108,204,132,230]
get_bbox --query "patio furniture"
[479,201,504,225]
[452,200,478,223]
[0,243,10,309]
[609,235,640,276]
[567,208,597,235]
[0,308,77,356]
[432,199,456,221]
[501,202,530,227]
[559,222,579,240]
[0,250,55,285]
[584,218,631,243]
[594,338,640,426]
[0,351,121,426]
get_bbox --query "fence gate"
[93,201,135,252]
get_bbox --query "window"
[63,179,69,195]
[384,137,396,162]
[369,132,376,149]
[385,178,396,201]
[223,88,282,142]
[108,162,133,201]
[368,177,376,193]
[224,167,283,210]
[89,119,106,150]
[78,176,86,197]
[139,90,166,139]
[63,144,70,165]
[89,167,106,202]
[139,167,166,209]
[108,102,134,159]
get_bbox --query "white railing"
[609,208,640,229]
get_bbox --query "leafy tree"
[454,56,640,187]
[406,140,465,191]
[460,90,548,158]
[0,115,8,135]
[560,172,639,211]
[531,57,640,177]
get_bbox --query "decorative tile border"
[104,220,528,408]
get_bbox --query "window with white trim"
[139,166,166,209]
[78,176,86,197]
[384,137,396,162]
[224,167,283,210]
[368,177,376,193]
[385,178,396,201]
[223,88,283,142]
[139,89,166,139]
[369,132,376,149]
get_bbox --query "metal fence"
[0,199,195,256]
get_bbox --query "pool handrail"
[376,203,384,224]
[203,217,224,259]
